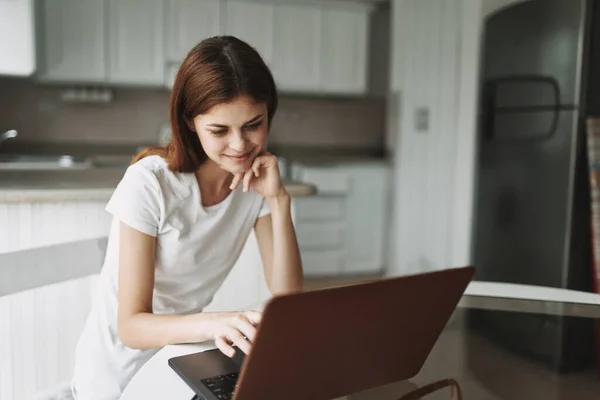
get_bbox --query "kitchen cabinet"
[34,0,373,95]
[36,0,107,83]
[271,4,321,93]
[223,1,274,65]
[107,0,164,85]
[320,7,369,94]
[292,162,390,276]
[165,0,222,63]
[343,164,389,273]
[0,0,35,77]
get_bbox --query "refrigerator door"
[483,0,585,106]
[470,0,595,372]
[473,110,578,288]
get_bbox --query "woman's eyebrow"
[206,113,264,128]
[244,114,264,124]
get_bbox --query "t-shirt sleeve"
[257,196,271,218]
[105,164,163,237]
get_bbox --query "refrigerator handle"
[482,75,562,142]
[482,80,497,141]
[536,76,561,141]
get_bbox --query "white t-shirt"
[71,155,270,400]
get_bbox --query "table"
[460,281,600,318]
[119,341,419,400]
[120,282,600,400]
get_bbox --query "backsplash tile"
[0,77,385,149]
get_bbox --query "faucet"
[0,130,18,152]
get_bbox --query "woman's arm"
[254,191,304,295]
[117,222,260,353]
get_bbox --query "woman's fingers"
[232,315,258,343]
[244,310,262,326]
[230,173,244,190]
[215,311,263,358]
[226,327,252,355]
[215,336,235,358]
[252,161,260,178]
[242,169,254,193]
[232,153,277,192]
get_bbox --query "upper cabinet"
[166,0,222,63]
[37,0,106,83]
[0,0,36,77]
[320,7,369,94]
[35,0,374,96]
[223,1,274,66]
[271,4,322,92]
[107,0,164,86]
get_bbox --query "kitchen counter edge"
[0,180,317,204]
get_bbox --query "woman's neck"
[195,160,233,203]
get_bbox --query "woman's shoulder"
[129,155,189,184]
[129,154,168,175]
[124,155,196,201]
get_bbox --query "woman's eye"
[210,130,228,136]
[244,122,262,131]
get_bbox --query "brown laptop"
[169,266,475,400]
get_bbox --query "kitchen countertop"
[0,141,390,203]
[1,140,390,164]
[0,168,317,203]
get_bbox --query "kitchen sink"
[0,154,93,170]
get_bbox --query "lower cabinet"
[292,161,390,276]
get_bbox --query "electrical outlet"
[415,107,430,132]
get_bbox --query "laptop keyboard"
[201,372,239,399]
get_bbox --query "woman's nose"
[229,131,246,151]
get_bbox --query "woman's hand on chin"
[229,152,287,199]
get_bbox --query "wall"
[386,0,484,276]
[0,77,386,149]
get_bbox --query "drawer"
[301,249,344,276]
[296,223,345,249]
[294,197,346,222]
[294,167,350,195]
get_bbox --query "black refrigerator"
[469,0,597,372]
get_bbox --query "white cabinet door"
[165,0,222,63]
[292,162,389,276]
[0,0,35,76]
[224,1,274,65]
[343,164,389,274]
[320,7,369,94]
[272,4,321,92]
[301,249,345,276]
[38,0,106,82]
[107,0,164,85]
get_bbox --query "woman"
[71,36,303,400]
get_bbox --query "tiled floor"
[306,275,600,400]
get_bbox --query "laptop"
[169,265,475,400]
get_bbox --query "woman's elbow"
[118,315,145,349]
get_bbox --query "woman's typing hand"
[209,311,263,357]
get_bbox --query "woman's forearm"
[267,192,304,294]
[118,311,220,350]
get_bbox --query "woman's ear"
[185,117,196,132]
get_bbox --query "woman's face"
[192,96,268,174]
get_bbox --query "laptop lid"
[233,266,475,400]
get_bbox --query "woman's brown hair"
[132,35,278,172]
